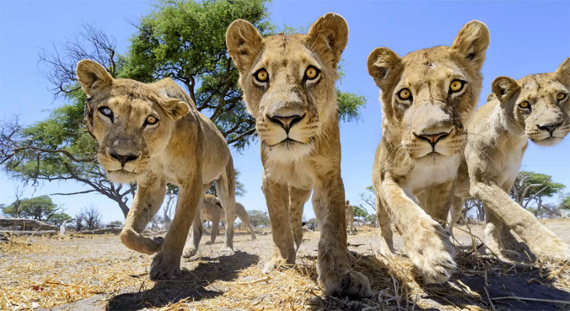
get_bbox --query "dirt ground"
[1,220,570,310]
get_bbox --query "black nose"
[537,122,562,135]
[268,114,305,133]
[416,132,450,146]
[110,152,139,166]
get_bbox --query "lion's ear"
[76,59,113,96]
[306,13,348,68]
[450,20,490,71]
[162,98,190,121]
[492,76,520,103]
[367,47,403,92]
[554,58,570,87]
[226,19,263,73]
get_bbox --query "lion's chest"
[401,154,461,194]
[265,160,314,190]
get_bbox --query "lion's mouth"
[269,138,304,147]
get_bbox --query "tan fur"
[194,194,256,244]
[451,58,570,261]
[76,60,236,280]
[226,13,371,298]
[346,201,355,235]
[368,21,490,284]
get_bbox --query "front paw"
[150,251,181,280]
[219,246,234,256]
[320,270,372,298]
[182,246,197,258]
[262,257,293,274]
[533,239,570,262]
[407,218,456,284]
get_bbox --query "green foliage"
[352,205,368,218]
[108,220,123,228]
[248,209,270,228]
[2,195,63,222]
[337,91,366,123]
[519,171,565,198]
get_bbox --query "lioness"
[226,13,371,297]
[76,60,236,280]
[367,21,490,283]
[346,200,356,235]
[195,194,256,244]
[452,58,570,261]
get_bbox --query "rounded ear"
[162,98,190,121]
[450,20,490,71]
[226,19,263,73]
[306,12,348,68]
[76,59,113,96]
[367,47,403,92]
[554,57,570,87]
[491,76,520,103]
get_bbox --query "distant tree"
[353,205,368,218]
[510,171,565,217]
[76,206,102,230]
[463,198,485,222]
[47,212,73,226]
[1,195,64,222]
[108,220,123,228]
[248,210,270,228]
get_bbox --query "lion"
[367,21,490,284]
[451,58,570,261]
[76,60,236,280]
[194,194,256,245]
[226,13,371,298]
[346,200,356,235]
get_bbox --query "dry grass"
[1,224,569,311]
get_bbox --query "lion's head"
[226,13,348,163]
[76,60,190,183]
[490,58,570,146]
[367,21,489,164]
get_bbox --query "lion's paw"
[182,247,197,258]
[533,239,570,262]
[150,252,181,280]
[321,270,372,298]
[262,257,292,274]
[219,246,234,256]
[407,218,456,284]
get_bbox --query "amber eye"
[557,93,567,101]
[449,80,465,93]
[398,88,412,100]
[305,66,320,80]
[519,101,530,109]
[254,69,268,83]
[145,115,158,125]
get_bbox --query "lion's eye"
[145,115,159,125]
[305,66,320,80]
[254,69,268,83]
[397,88,412,100]
[557,93,567,101]
[519,101,530,109]
[98,107,113,118]
[449,80,465,93]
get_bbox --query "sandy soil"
[1,220,569,310]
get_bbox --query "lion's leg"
[448,196,464,241]
[376,196,394,255]
[182,184,210,258]
[151,179,202,280]
[262,174,296,273]
[289,186,311,252]
[210,211,221,244]
[120,179,166,255]
[313,173,371,298]
[381,178,456,284]
[237,204,256,240]
[217,158,236,255]
[471,181,570,261]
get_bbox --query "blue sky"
[1,0,569,223]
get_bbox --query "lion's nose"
[268,114,305,133]
[110,152,140,166]
[537,122,562,135]
[415,132,450,146]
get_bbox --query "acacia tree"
[0,0,365,218]
[510,171,565,217]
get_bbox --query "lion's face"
[491,61,570,146]
[76,60,190,183]
[368,21,489,164]
[227,14,348,163]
